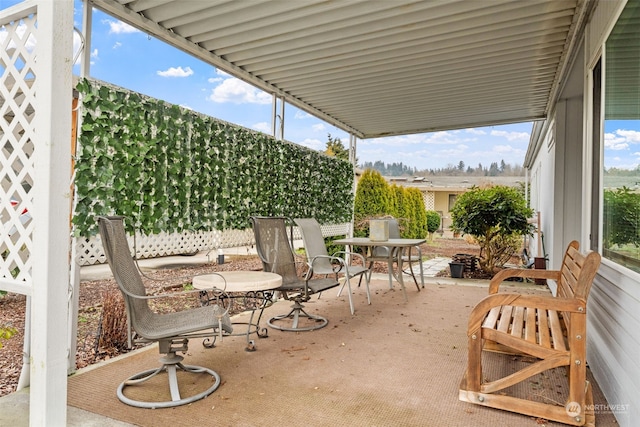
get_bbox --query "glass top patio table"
[332,237,426,301]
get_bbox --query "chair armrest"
[309,254,345,275]
[467,293,587,335]
[332,250,367,265]
[488,268,562,294]
[119,286,211,300]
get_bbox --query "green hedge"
[73,78,354,236]
[353,169,427,239]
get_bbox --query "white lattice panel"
[77,223,351,266]
[0,13,37,294]
[423,191,435,210]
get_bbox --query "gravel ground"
[0,237,483,397]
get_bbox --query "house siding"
[529,1,640,425]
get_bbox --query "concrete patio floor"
[0,257,619,426]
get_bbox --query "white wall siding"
[588,262,640,426]
[581,3,640,426]
[587,0,625,63]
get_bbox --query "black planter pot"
[449,262,465,278]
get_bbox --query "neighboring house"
[385,175,525,235]
[526,2,640,425]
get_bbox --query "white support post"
[30,1,74,425]
[68,0,94,375]
[80,0,92,78]
[279,96,285,140]
[349,133,357,166]
[271,94,277,137]
[348,133,357,239]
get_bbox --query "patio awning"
[90,0,592,138]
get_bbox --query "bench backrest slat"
[556,241,601,332]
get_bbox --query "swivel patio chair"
[250,216,340,331]
[97,215,233,409]
[294,217,371,315]
[365,218,424,290]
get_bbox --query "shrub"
[353,169,392,236]
[603,187,640,248]
[97,291,128,352]
[425,210,441,236]
[450,185,533,273]
[353,169,428,240]
[0,326,17,349]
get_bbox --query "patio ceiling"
[90,0,592,139]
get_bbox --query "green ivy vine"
[73,78,354,237]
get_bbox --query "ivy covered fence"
[72,79,354,263]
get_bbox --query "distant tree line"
[361,159,525,177]
[322,135,525,177]
[360,161,417,176]
[604,165,640,176]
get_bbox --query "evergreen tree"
[353,169,392,236]
[324,133,349,161]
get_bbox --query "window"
[602,1,640,272]
[448,194,457,211]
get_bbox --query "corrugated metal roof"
[91,0,591,139]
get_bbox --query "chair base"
[267,300,328,331]
[117,352,221,409]
[459,374,595,426]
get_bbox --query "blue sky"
[3,0,639,171]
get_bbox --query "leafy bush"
[603,187,640,248]
[425,210,441,235]
[0,326,17,349]
[450,185,533,273]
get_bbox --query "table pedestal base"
[200,290,273,351]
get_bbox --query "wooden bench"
[459,241,601,426]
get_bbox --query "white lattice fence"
[76,222,351,265]
[0,11,37,295]
[423,190,435,210]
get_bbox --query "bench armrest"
[467,293,587,335]
[488,268,562,294]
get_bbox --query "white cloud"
[208,77,224,83]
[493,144,518,153]
[367,131,473,148]
[298,138,324,151]
[295,111,312,119]
[490,130,530,142]
[312,123,325,132]
[604,132,629,150]
[106,20,139,34]
[157,66,194,78]
[466,128,487,135]
[209,78,272,105]
[253,122,271,133]
[113,41,122,49]
[611,129,640,143]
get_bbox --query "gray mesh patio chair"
[366,218,424,290]
[97,216,233,409]
[294,218,371,315]
[250,216,340,331]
